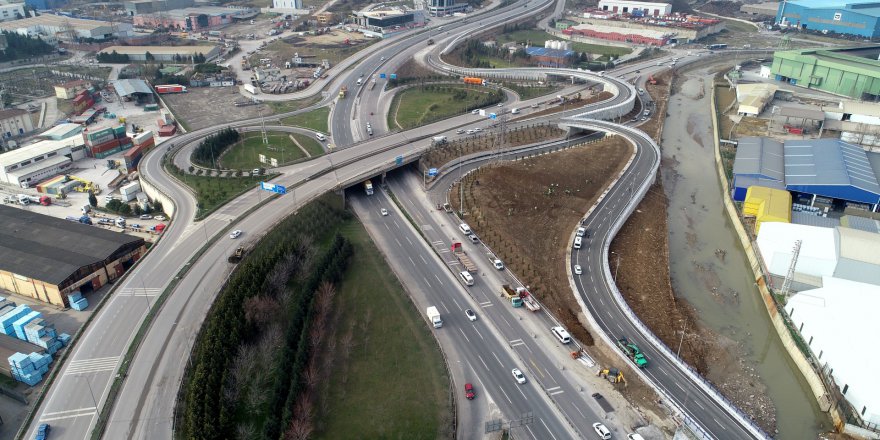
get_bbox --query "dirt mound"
[450,137,633,344]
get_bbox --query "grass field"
[166,163,271,218]
[504,82,561,100]
[390,86,497,130]
[313,219,451,439]
[718,18,759,34]
[496,30,632,57]
[266,96,321,115]
[220,131,307,169]
[290,132,325,156]
[281,106,330,133]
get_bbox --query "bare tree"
[236,422,257,440]
[284,418,313,440]
[303,359,321,389]
[293,392,314,422]
[244,295,280,326]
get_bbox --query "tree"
[145,51,155,62]
[119,203,132,216]
[88,191,98,207]
[106,199,123,212]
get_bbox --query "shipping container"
[133,130,154,145]
[88,138,122,155]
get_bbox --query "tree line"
[192,127,240,168]
[180,195,352,439]
[96,51,130,63]
[0,31,53,62]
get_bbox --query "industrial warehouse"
[770,46,880,100]
[776,0,880,39]
[0,205,146,307]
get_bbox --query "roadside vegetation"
[164,160,270,219]
[0,31,54,62]
[503,82,562,100]
[191,127,241,168]
[281,107,330,133]
[220,131,307,169]
[313,219,451,439]
[389,84,504,130]
[177,194,450,439]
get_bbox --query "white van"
[459,223,472,235]
[357,78,363,86]
[459,271,474,286]
[316,133,326,141]
[573,236,582,249]
[551,326,571,344]
[511,108,520,114]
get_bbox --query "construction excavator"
[66,175,102,195]
[597,368,627,385]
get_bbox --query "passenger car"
[512,368,527,384]
[380,208,388,216]
[592,422,612,439]
[574,265,582,275]
[139,214,152,220]
[465,309,477,321]
[493,259,504,270]
[229,230,242,239]
[464,383,475,400]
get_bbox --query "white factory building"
[823,100,880,148]
[756,221,880,427]
[0,2,26,22]
[597,0,672,17]
[0,14,133,44]
[0,125,87,188]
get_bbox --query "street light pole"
[611,251,621,282]
[677,321,688,358]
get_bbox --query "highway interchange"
[21,0,772,438]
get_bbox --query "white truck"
[244,84,258,95]
[427,306,442,328]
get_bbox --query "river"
[660,62,829,439]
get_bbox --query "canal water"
[660,63,828,439]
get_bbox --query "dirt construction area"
[449,68,778,434]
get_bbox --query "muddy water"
[660,65,828,439]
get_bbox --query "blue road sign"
[395,155,404,165]
[390,73,397,80]
[489,113,497,119]
[428,168,439,177]
[260,182,287,195]
[379,73,387,79]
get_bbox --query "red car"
[465,383,475,400]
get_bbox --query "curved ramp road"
[23,3,767,439]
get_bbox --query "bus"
[707,43,728,50]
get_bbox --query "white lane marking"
[516,385,528,401]
[39,409,96,422]
[423,276,431,288]
[408,256,415,266]
[393,220,401,229]
[116,288,160,297]
[406,236,413,245]
[474,328,485,341]
[65,356,120,375]
[384,223,391,231]
[545,386,561,392]
[41,407,97,417]
[572,402,587,419]
[478,355,489,371]
[527,424,538,440]
[458,328,471,344]
[480,301,493,307]
[451,297,462,310]
[420,254,427,264]
[509,339,525,347]
[540,418,559,440]
[433,273,444,285]
[499,314,512,328]
[492,352,504,368]
[499,386,513,404]
[549,389,565,396]
[395,238,402,247]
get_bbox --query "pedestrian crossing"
[117,287,160,297]
[64,356,120,376]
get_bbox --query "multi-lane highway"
[22,0,771,436]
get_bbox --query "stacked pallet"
[68,292,89,311]
[0,298,71,386]
[8,352,52,386]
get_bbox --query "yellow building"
[743,185,792,234]
[54,79,92,100]
[0,206,145,307]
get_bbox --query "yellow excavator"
[597,368,627,385]
[66,175,102,195]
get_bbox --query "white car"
[380,208,388,216]
[574,265,582,275]
[473,127,483,132]
[512,368,527,384]
[466,129,475,134]
[493,259,504,270]
[230,230,242,239]
[471,109,480,115]
[593,423,612,440]
[465,309,477,321]
[154,215,167,221]
[627,434,646,440]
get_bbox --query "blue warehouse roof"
[784,139,880,205]
[524,47,576,58]
[785,1,880,17]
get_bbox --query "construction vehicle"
[66,175,102,195]
[451,242,477,272]
[501,284,524,308]
[339,85,348,98]
[597,368,627,385]
[617,337,648,368]
[517,287,541,311]
[228,246,245,263]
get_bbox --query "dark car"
[465,383,475,400]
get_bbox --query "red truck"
[154,85,187,94]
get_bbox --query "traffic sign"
[260,182,287,195]
[390,73,397,80]
[428,168,438,177]
[395,155,404,165]
[489,113,497,119]
[379,73,387,79]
